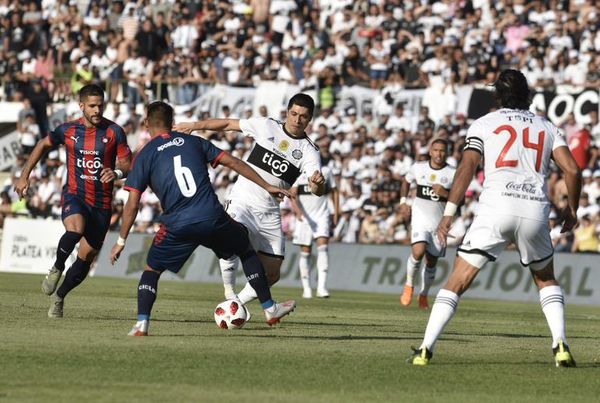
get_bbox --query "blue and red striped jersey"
[50,117,132,210]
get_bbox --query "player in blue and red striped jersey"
[109,101,296,336]
[15,84,132,318]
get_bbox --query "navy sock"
[239,250,273,306]
[137,270,159,321]
[56,257,91,299]
[54,231,82,271]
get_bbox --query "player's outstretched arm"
[308,170,326,196]
[174,119,241,134]
[398,177,411,219]
[218,152,292,200]
[552,146,582,233]
[14,136,53,199]
[110,190,141,265]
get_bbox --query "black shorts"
[61,193,111,250]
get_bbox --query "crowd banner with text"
[94,232,600,306]
[0,131,21,171]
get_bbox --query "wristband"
[117,236,127,246]
[114,169,123,179]
[443,201,458,216]
[400,197,407,205]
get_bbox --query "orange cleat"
[400,285,414,306]
[418,294,429,310]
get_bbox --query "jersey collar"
[282,122,307,140]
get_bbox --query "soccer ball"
[214,300,247,330]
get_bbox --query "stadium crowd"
[2,0,600,253]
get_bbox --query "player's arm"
[289,187,304,221]
[174,119,241,134]
[14,136,53,199]
[110,189,141,265]
[432,184,449,199]
[308,170,326,196]
[330,187,340,226]
[552,145,582,233]
[437,149,481,245]
[398,176,411,218]
[218,152,292,200]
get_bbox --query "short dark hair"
[79,84,104,102]
[493,69,531,110]
[147,101,174,129]
[287,93,315,116]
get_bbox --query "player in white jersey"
[410,70,580,367]
[175,94,326,311]
[399,137,456,309]
[291,165,340,298]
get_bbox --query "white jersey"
[464,108,567,222]
[405,161,456,230]
[294,166,336,219]
[228,117,321,212]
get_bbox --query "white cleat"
[48,294,64,318]
[42,266,62,295]
[302,288,313,299]
[316,288,330,298]
[128,320,149,336]
[264,300,296,326]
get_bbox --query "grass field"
[1,272,599,403]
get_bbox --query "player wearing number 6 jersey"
[410,69,581,367]
[111,102,297,335]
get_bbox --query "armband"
[443,202,458,216]
[114,169,124,179]
[400,197,407,205]
[117,236,127,246]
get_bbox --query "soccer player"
[409,69,581,367]
[399,137,456,309]
[291,165,339,298]
[175,93,326,314]
[110,101,297,336]
[14,84,132,318]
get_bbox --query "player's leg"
[419,253,439,309]
[400,242,426,306]
[293,219,313,298]
[315,236,330,298]
[237,252,284,304]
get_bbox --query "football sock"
[421,289,460,352]
[316,245,329,290]
[539,285,567,348]
[237,282,258,304]
[239,250,273,308]
[405,254,421,287]
[219,256,239,300]
[54,231,82,271]
[137,270,159,321]
[56,257,91,299]
[420,266,437,296]
[299,251,311,291]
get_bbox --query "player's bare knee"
[530,258,558,288]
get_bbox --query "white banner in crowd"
[0,131,22,171]
[86,231,600,306]
[0,218,76,274]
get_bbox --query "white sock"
[316,245,329,290]
[237,282,258,304]
[539,285,567,348]
[420,266,437,296]
[219,256,240,300]
[421,289,460,352]
[299,251,311,291]
[405,255,421,287]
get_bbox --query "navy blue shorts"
[147,212,252,273]
[61,193,111,250]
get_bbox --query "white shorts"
[225,199,285,257]
[458,214,553,269]
[411,227,446,257]
[292,214,330,246]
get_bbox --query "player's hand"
[432,184,445,197]
[110,244,124,265]
[173,122,197,134]
[308,170,325,187]
[560,207,578,233]
[436,215,455,247]
[14,177,30,199]
[399,203,411,220]
[100,167,118,183]
[266,186,292,202]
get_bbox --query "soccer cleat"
[553,340,576,367]
[42,266,63,295]
[408,346,433,366]
[400,285,414,306]
[302,288,313,299]
[418,294,429,310]
[128,320,149,336]
[264,300,296,326]
[48,294,64,318]
[316,288,330,298]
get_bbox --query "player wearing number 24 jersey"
[410,69,581,367]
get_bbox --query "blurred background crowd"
[1,0,600,253]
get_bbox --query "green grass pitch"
[1,272,599,403]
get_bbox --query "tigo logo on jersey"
[76,156,103,174]
[278,140,290,152]
[157,137,185,151]
[262,152,290,177]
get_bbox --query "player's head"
[493,69,531,110]
[285,93,314,135]
[428,136,448,168]
[79,84,105,126]
[146,101,174,132]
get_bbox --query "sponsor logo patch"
[278,140,290,152]
[292,149,303,160]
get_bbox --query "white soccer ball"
[214,299,247,330]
